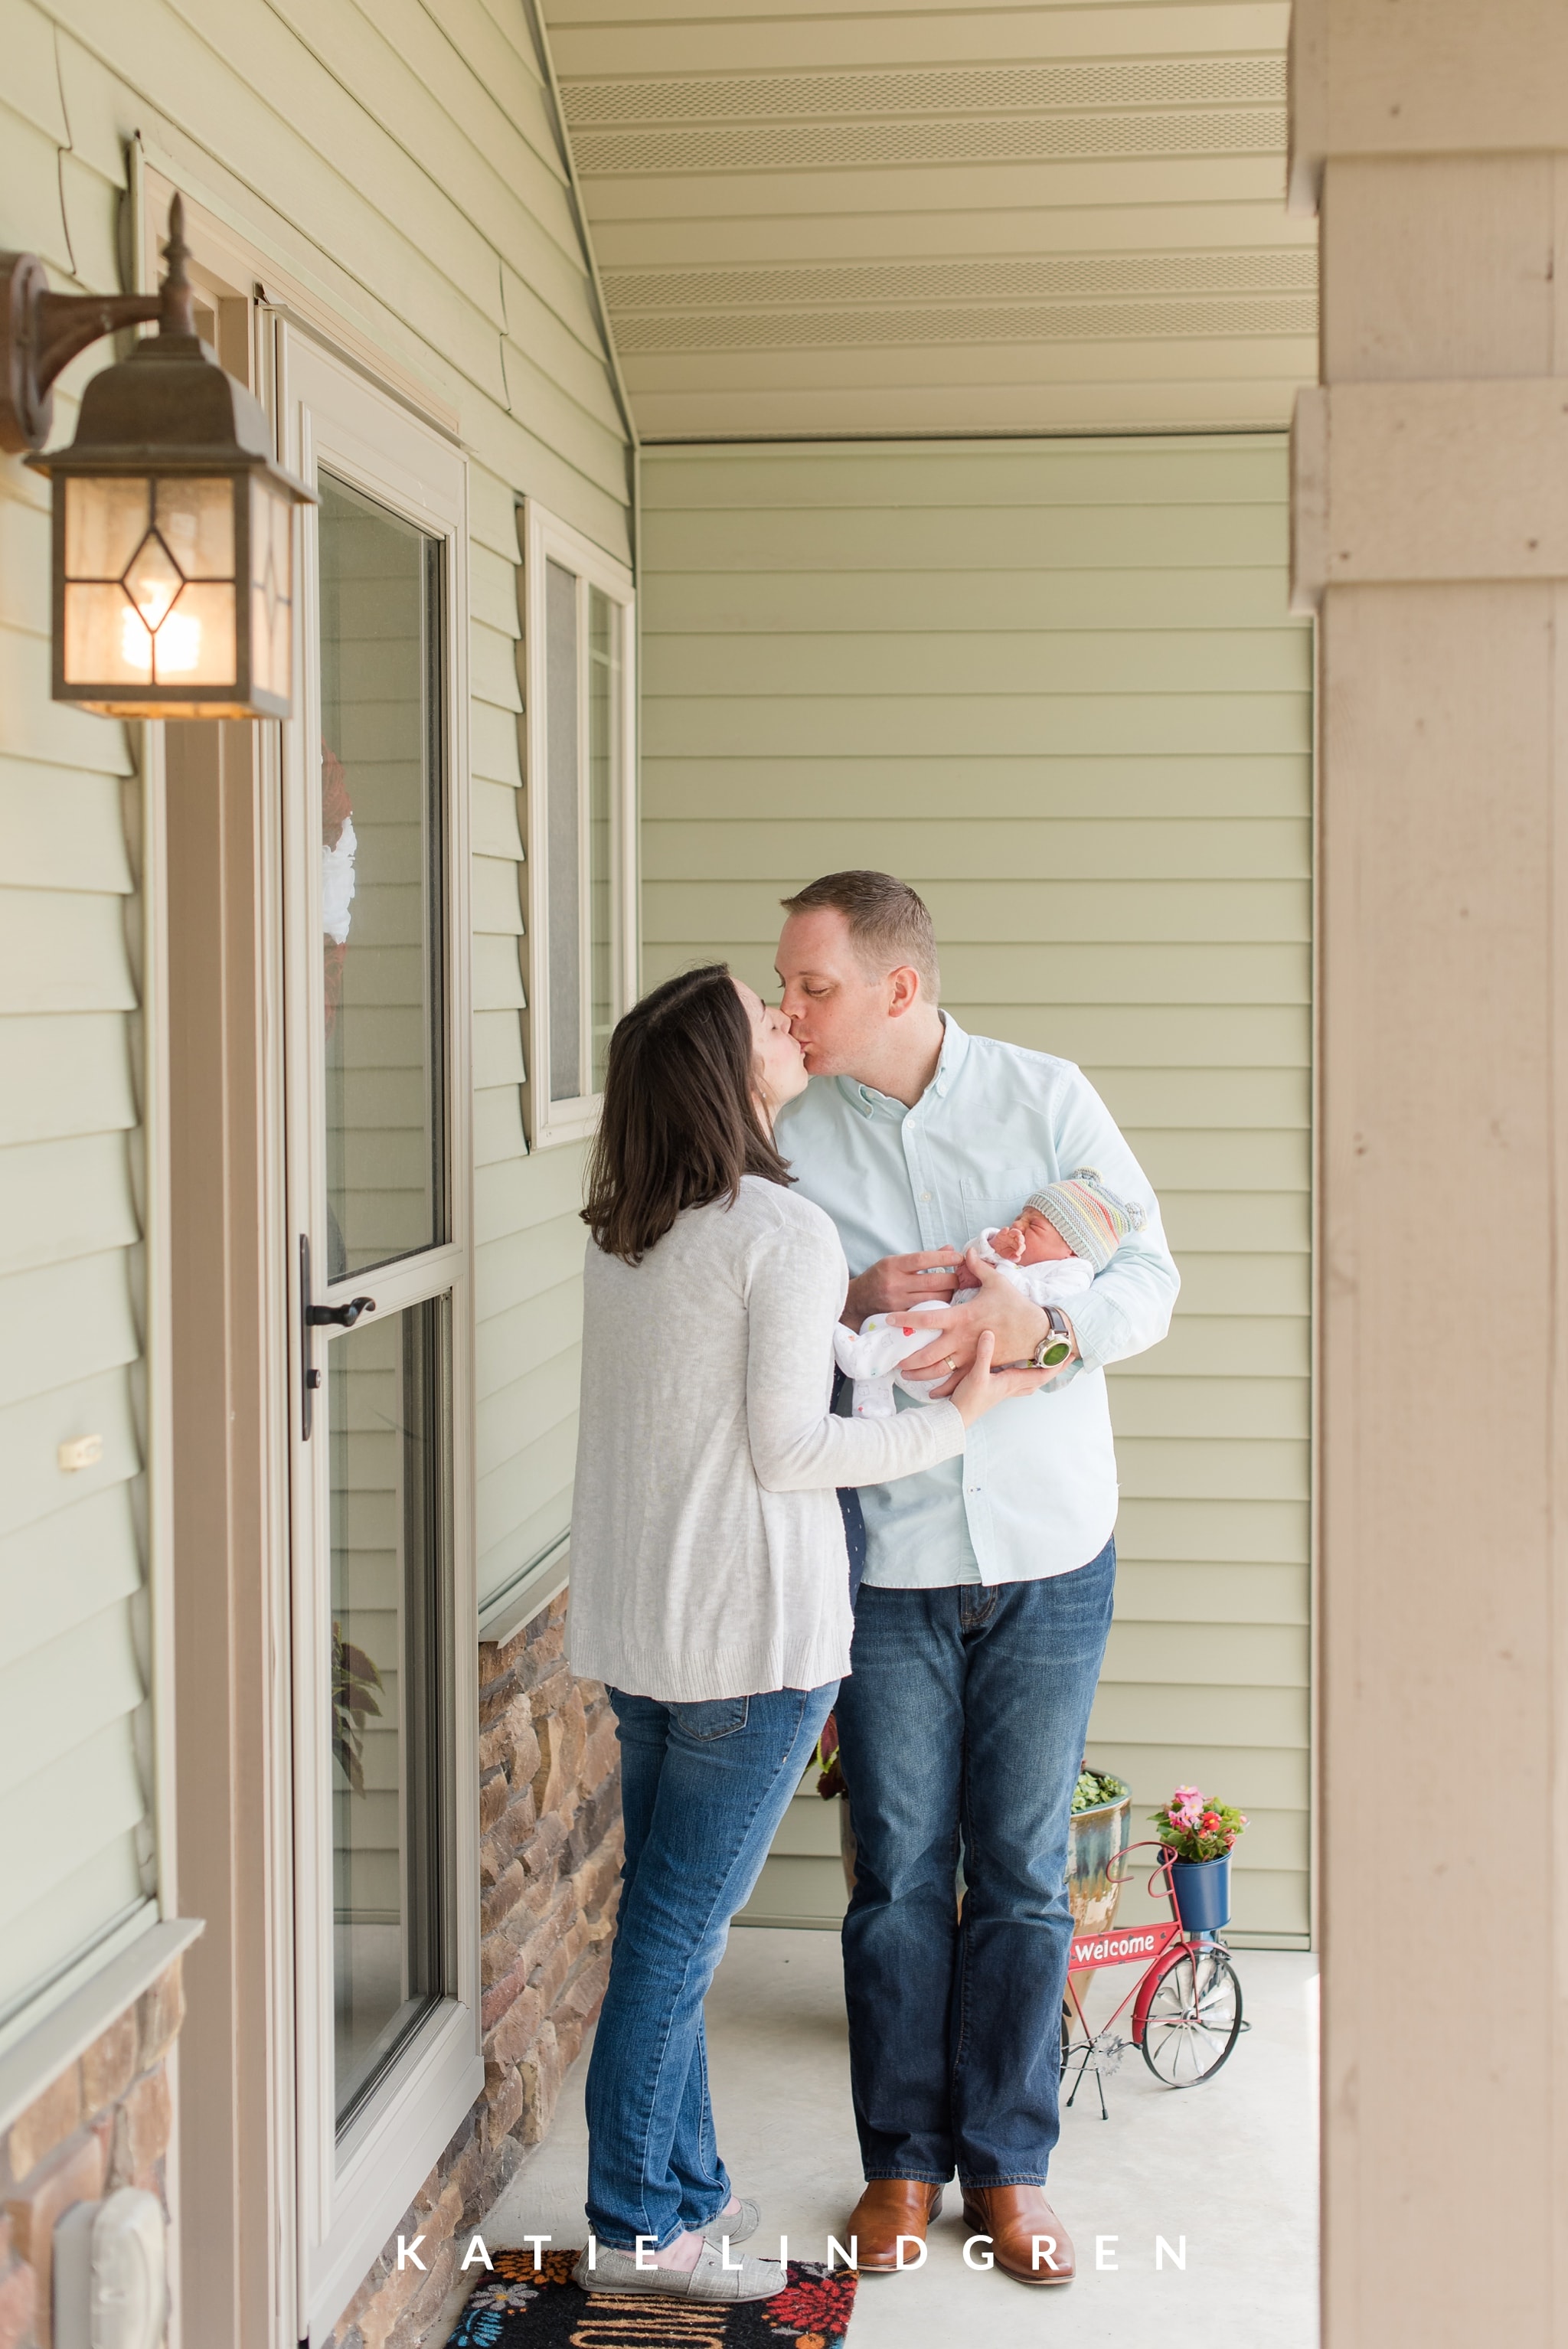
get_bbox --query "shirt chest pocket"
[959,1165,1051,1242]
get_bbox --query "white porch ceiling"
[541,0,1317,441]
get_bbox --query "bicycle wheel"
[1139,1944,1243,2086]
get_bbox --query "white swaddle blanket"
[832,1231,1096,1419]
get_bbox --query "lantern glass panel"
[152,580,237,684]
[250,474,293,703]
[64,477,149,581]
[123,534,183,632]
[64,581,152,682]
[155,475,234,578]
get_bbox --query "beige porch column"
[1291,4,1568,2339]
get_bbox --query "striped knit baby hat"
[1024,1167,1147,1273]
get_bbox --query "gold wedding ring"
[944,1355,959,1373]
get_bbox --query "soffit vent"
[560,56,1286,126]
[602,250,1318,312]
[573,106,1285,178]
[612,295,1318,354]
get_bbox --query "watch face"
[1042,1341,1071,1367]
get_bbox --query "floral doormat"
[452,2248,857,2347]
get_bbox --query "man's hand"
[900,1248,1078,1396]
[841,1246,965,1333]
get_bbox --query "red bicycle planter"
[1060,1841,1246,2115]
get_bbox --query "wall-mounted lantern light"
[1,198,312,720]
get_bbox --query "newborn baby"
[834,1167,1146,1420]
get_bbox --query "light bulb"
[154,607,202,674]
[120,599,202,675]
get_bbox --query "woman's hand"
[951,1329,1054,1426]
[901,1247,1076,1396]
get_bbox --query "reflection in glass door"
[329,1299,449,2128]
[313,468,455,2140]
[318,475,445,1279]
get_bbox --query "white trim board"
[0,1919,204,2138]
[479,1537,572,1647]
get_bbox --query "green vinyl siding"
[41,0,629,1619]
[0,451,152,2027]
[0,0,632,2034]
[0,12,154,2004]
[641,435,1312,1949]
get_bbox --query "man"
[773,871,1178,2289]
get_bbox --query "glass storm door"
[314,467,451,2135]
[281,331,479,2344]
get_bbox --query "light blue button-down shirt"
[776,1015,1180,1587]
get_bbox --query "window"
[521,502,635,1145]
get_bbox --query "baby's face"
[994,1207,1074,1266]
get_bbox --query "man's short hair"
[780,869,940,1002]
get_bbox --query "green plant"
[1151,1783,1247,1863]
[332,1619,383,1796]
[1071,1767,1128,1814]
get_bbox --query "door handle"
[305,1295,377,1329]
[299,1233,377,1439]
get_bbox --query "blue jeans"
[835,1541,1116,2186]
[585,1680,838,2249]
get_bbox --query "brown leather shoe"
[844,2178,946,2273]
[960,2185,1075,2285]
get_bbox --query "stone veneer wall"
[0,1603,618,2349]
[0,1959,185,2349]
[329,1593,622,2349]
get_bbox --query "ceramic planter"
[1067,1790,1133,1936]
[1065,1789,1132,1997]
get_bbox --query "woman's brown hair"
[581,965,792,1263]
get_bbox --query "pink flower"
[1171,1785,1201,1806]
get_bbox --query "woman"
[567,965,1044,2304]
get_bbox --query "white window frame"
[521,500,637,1147]
[278,326,480,2348]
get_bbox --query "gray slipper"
[573,2240,785,2304]
[701,2197,760,2246]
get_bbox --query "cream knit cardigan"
[567,1175,966,1702]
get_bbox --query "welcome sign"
[1068,1920,1181,1972]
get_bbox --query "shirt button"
[920,1191,932,1202]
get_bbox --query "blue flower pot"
[1168,1851,1231,1933]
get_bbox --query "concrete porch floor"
[439,1929,1318,2346]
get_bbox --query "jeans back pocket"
[670,1694,750,1743]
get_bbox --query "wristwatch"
[1031,1307,1075,1371]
